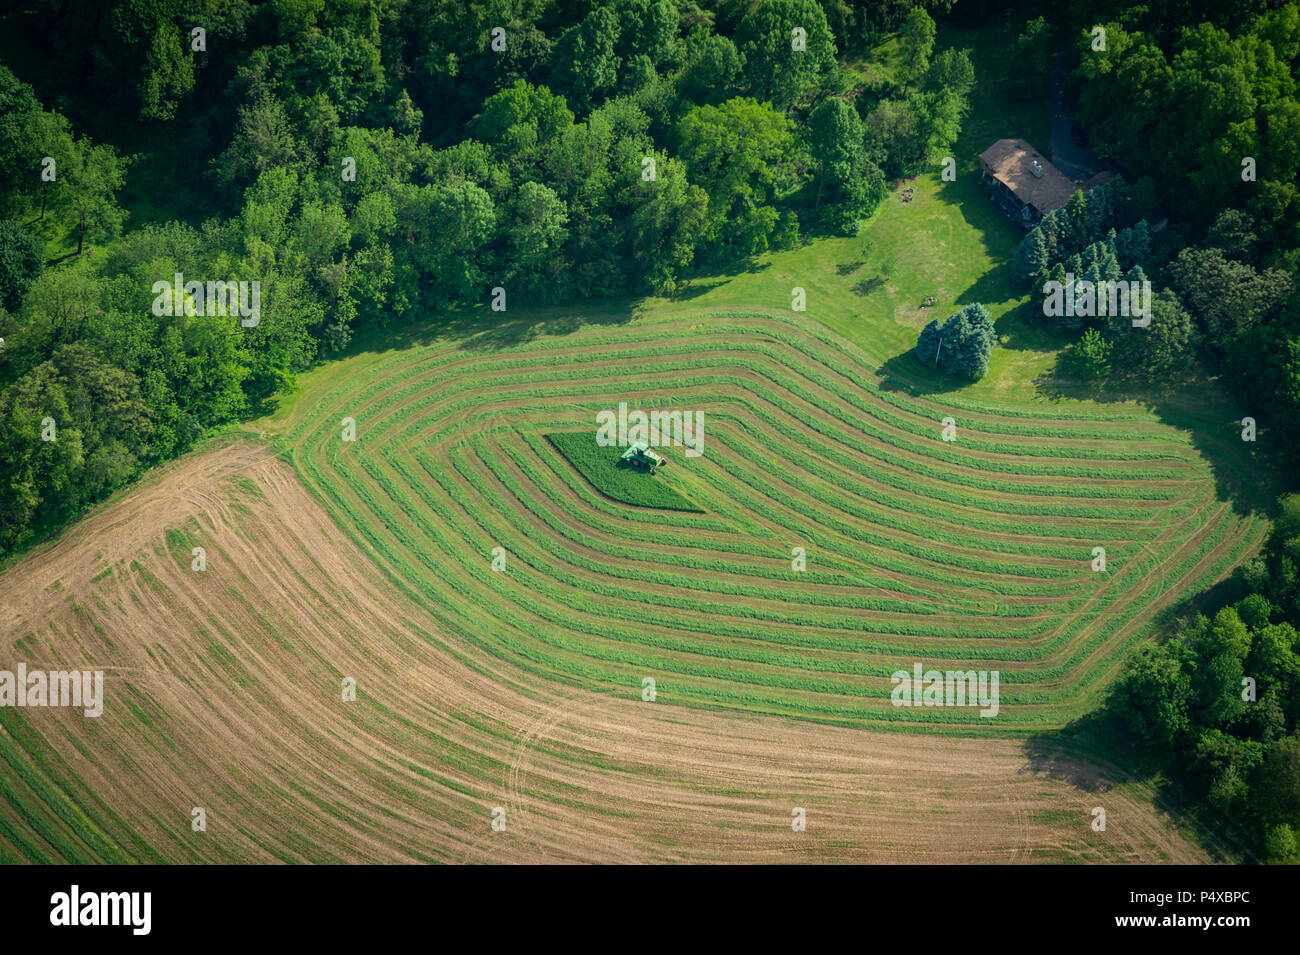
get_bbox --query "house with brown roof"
[979,139,1084,229]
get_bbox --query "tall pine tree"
[915,317,943,366]
[914,304,996,379]
[1012,227,1049,287]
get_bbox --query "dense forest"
[1,0,1299,861]
[0,0,967,556]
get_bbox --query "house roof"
[1081,169,1117,189]
[979,139,1078,215]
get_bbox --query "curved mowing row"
[280,310,1266,730]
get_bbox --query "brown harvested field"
[0,439,1219,863]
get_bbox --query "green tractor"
[620,441,667,474]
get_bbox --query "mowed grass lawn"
[264,303,1268,729]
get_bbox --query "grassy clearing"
[263,301,1266,730]
[546,432,703,512]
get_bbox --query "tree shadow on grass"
[688,255,774,281]
[324,297,645,363]
[876,349,974,397]
[444,306,633,351]
[874,291,1271,516]
[852,276,886,297]
[661,255,772,301]
[1022,715,1254,863]
[1034,363,1275,517]
[934,173,1025,264]
[663,276,730,300]
[955,262,1019,309]
[317,255,775,366]
[993,299,1061,355]
[888,235,1271,518]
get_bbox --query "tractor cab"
[620,441,667,474]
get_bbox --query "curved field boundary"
[0,443,1225,863]
[275,310,1266,730]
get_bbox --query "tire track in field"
[0,440,1227,862]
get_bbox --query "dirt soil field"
[0,440,1219,863]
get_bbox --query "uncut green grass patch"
[545,432,703,513]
